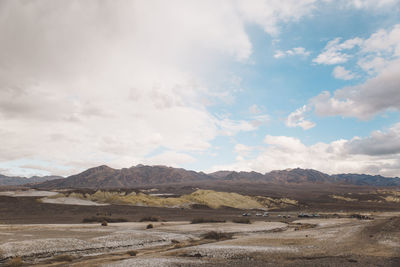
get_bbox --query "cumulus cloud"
[0,0,269,175]
[212,126,400,177]
[332,66,357,80]
[308,24,400,119]
[311,58,400,119]
[286,105,316,130]
[346,123,400,156]
[274,47,311,58]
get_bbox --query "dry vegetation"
[232,218,251,224]
[139,216,160,222]
[202,231,233,240]
[82,216,128,223]
[191,218,226,224]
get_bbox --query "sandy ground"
[1,214,399,266]
[40,196,109,206]
[0,190,58,197]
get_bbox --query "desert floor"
[1,213,399,266]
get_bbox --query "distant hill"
[332,173,400,186]
[0,174,63,186]
[29,164,400,189]
[35,165,210,189]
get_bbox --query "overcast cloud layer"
[1,0,400,177]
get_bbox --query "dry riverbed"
[0,214,399,266]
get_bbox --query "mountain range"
[1,164,395,189]
[0,174,62,186]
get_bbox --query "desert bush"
[82,216,128,223]
[191,218,226,224]
[202,231,233,240]
[127,250,137,256]
[146,223,153,229]
[5,257,23,267]
[232,218,251,224]
[52,254,74,262]
[139,216,160,222]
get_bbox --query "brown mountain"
[35,164,210,189]
[31,165,400,189]
[265,168,332,184]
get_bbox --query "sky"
[1,0,400,177]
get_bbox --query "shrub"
[82,216,128,223]
[52,254,74,262]
[127,250,137,256]
[232,218,251,224]
[202,231,233,240]
[139,216,160,222]
[191,218,226,224]
[5,257,23,267]
[146,224,153,229]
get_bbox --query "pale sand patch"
[40,197,109,206]
[102,257,204,267]
[156,221,287,234]
[0,190,58,197]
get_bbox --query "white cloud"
[332,66,356,80]
[274,47,311,58]
[212,126,400,177]
[313,37,363,65]
[274,50,286,58]
[143,151,196,167]
[312,58,400,119]
[346,0,400,9]
[357,56,387,74]
[237,0,318,36]
[249,104,262,114]
[286,105,316,130]
[345,123,400,156]
[309,24,400,119]
[0,0,270,175]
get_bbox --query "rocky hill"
[35,165,210,189]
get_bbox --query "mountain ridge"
[18,165,400,189]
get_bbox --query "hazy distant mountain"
[31,164,400,189]
[0,174,63,186]
[332,173,400,186]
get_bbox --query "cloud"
[274,47,311,58]
[311,58,400,119]
[212,126,400,177]
[313,37,363,65]
[143,151,196,167]
[286,105,316,130]
[308,24,400,119]
[314,24,400,66]
[346,123,400,156]
[346,0,400,9]
[249,104,262,114]
[332,66,357,80]
[237,0,318,36]
[0,0,273,175]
